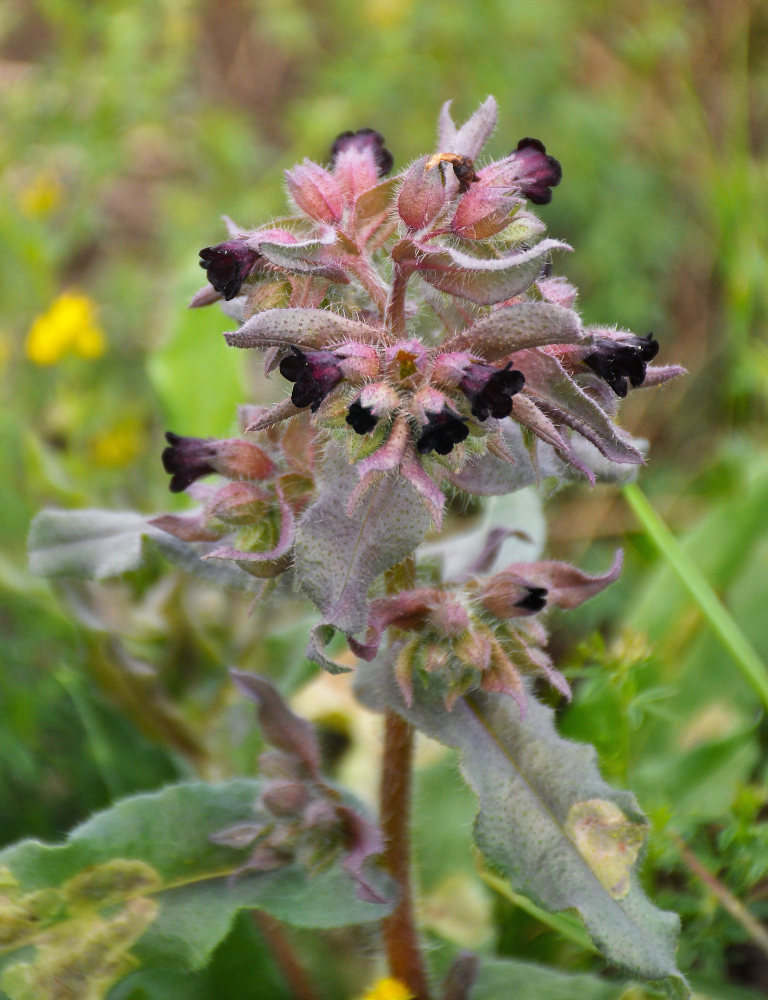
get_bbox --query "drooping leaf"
[255,237,349,283]
[0,781,391,998]
[356,657,689,997]
[398,238,569,306]
[444,302,584,357]
[466,956,628,1000]
[516,349,646,466]
[294,448,432,635]
[28,509,266,592]
[224,307,383,352]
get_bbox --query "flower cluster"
[155,97,683,706]
[185,98,681,530]
[212,672,384,903]
[152,410,316,579]
[348,549,623,711]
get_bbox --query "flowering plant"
[22,97,688,999]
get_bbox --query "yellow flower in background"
[88,419,143,468]
[18,171,63,218]
[358,977,414,1000]
[365,0,409,28]
[26,292,106,365]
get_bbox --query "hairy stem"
[385,263,411,338]
[380,709,431,1000]
[347,256,390,316]
[253,911,322,1000]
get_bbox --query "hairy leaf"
[224,307,383,351]
[294,448,432,635]
[467,957,628,1000]
[402,238,569,305]
[450,95,498,159]
[255,237,349,282]
[516,349,645,466]
[444,302,584,357]
[28,509,270,592]
[356,658,689,996]
[0,781,390,998]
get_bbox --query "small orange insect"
[425,152,480,193]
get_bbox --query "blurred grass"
[1,0,767,994]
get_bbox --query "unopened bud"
[206,481,270,525]
[262,780,309,817]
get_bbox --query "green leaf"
[623,482,768,712]
[255,237,349,282]
[0,781,390,999]
[444,302,584,358]
[469,956,628,1000]
[224,306,377,352]
[294,447,432,635]
[399,238,568,305]
[356,657,689,997]
[28,509,262,591]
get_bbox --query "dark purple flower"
[279,346,343,412]
[330,128,394,178]
[584,333,659,397]
[346,399,378,434]
[459,362,525,421]
[513,138,562,205]
[198,239,262,300]
[161,432,274,492]
[514,586,548,613]
[416,409,469,456]
[162,432,215,492]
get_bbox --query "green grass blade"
[622,483,768,711]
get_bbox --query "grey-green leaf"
[444,302,584,357]
[356,657,689,997]
[28,509,262,592]
[256,237,349,283]
[224,307,380,352]
[0,781,390,995]
[411,239,569,306]
[294,448,432,635]
[465,956,628,1000]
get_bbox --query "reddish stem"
[385,263,411,338]
[379,709,431,1000]
[253,911,321,1000]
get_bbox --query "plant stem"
[253,911,322,1000]
[622,483,768,711]
[385,263,411,338]
[379,709,431,1000]
[347,256,390,316]
[669,831,768,958]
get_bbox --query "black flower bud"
[416,409,469,456]
[514,586,548,613]
[584,333,659,397]
[161,432,274,492]
[459,362,525,421]
[513,138,562,205]
[198,239,262,300]
[346,399,378,434]
[279,346,343,412]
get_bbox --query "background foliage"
[1,0,767,996]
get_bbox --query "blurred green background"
[1,0,767,996]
